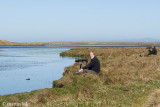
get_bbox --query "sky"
[0,0,160,42]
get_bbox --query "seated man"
[148,45,157,55]
[78,52,100,74]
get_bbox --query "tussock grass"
[59,48,160,106]
[1,48,160,107]
[144,89,160,107]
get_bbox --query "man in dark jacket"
[148,45,157,55]
[78,52,100,74]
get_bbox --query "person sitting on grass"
[78,52,100,74]
[140,45,157,57]
[148,45,157,55]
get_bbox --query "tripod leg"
[80,61,82,69]
[73,61,83,75]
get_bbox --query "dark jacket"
[82,56,100,73]
[152,48,157,55]
[148,48,157,55]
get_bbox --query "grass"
[1,48,160,107]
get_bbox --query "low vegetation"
[0,40,46,46]
[0,48,160,107]
[1,39,160,46]
[48,41,160,45]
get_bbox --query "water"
[0,48,74,95]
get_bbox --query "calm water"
[0,48,74,95]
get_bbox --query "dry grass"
[60,48,160,106]
[28,90,56,106]
[0,40,46,46]
[144,89,160,107]
[61,48,160,84]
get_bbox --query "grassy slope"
[1,48,160,107]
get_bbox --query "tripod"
[74,61,88,75]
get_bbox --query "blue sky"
[0,0,160,42]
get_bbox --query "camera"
[75,58,88,69]
[75,58,88,63]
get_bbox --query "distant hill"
[1,39,160,46]
[0,40,46,46]
[137,38,160,42]
[116,38,160,43]
[0,40,19,46]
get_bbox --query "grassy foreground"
[1,48,160,107]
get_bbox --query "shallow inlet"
[0,48,74,95]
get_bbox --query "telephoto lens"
[75,58,88,62]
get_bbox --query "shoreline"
[1,40,160,46]
[0,44,160,49]
[0,48,160,106]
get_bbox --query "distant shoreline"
[1,40,160,46]
[0,45,160,49]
